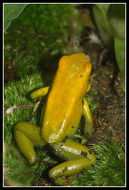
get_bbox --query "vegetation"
[71,141,125,186]
[4,73,125,186]
[4,4,78,80]
[93,4,125,91]
[4,3,125,186]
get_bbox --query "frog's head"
[58,52,92,95]
[59,53,91,73]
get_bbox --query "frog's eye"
[84,55,90,62]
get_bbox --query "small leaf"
[77,9,96,29]
[108,4,125,40]
[114,38,125,91]
[4,4,28,32]
[93,4,113,46]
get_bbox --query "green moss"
[86,89,100,113]
[4,145,57,186]
[4,72,44,145]
[5,148,38,185]
[71,141,125,186]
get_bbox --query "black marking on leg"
[63,166,68,173]
[81,151,88,157]
[62,136,68,143]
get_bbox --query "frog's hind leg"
[15,129,37,164]
[49,138,96,185]
[14,122,45,164]
[49,158,93,185]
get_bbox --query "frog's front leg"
[49,138,96,185]
[30,86,49,99]
[83,97,93,137]
[14,122,45,164]
[30,86,50,120]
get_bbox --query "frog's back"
[41,53,92,143]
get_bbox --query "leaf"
[77,9,96,29]
[114,38,125,91]
[93,4,125,46]
[108,4,125,40]
[93,4,113,46]
[4,4,28,32]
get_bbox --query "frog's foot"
[49,157,95,185]
[74,134,87,144]
[49,138,96,185]
[14,122,45,164]
[50,174,76,186]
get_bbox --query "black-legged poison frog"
[14,53,96,185]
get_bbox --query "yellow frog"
[14,53,96,185]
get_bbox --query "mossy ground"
[70,141,125,186]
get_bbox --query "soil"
[91,63,125,145]
[80,27,125,145]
